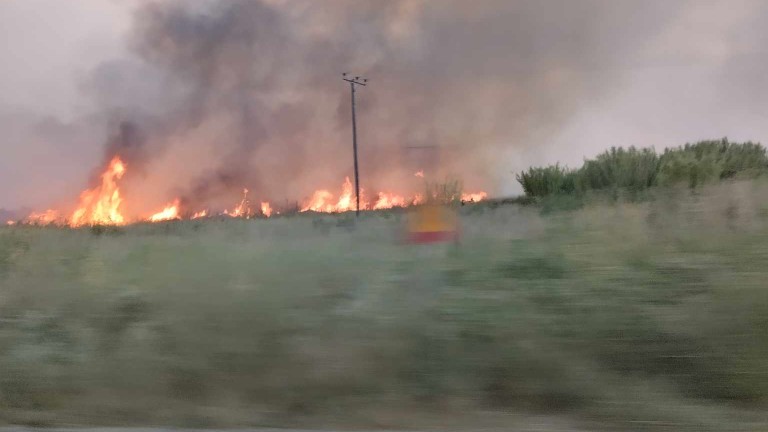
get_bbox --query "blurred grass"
[1,181,768,430]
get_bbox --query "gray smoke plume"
[92,0,689,212]
[5,0,768,211]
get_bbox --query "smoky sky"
[2,0,768,211]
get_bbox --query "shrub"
[515,164,576,198]
[517,139,768,199]
[657,139,768,188]
[574,146,659,193]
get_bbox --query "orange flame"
[23,158,488,224]
[70,156,126,227]
[26,209,60,225]
[301,189,334,212]
[300,177,487,213]
[336,177,355,211]
[461,192,488,202]
[148,199,181,222]
[301,177,360,212]
[372,192,407,210]
[6,220,15,226]
[261,201,273,217]
[224,188,251,218]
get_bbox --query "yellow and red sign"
[407,204,459,243]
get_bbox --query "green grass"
[2,181,768,430]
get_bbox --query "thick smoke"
[6,1,768,211]
[88,0,689,212]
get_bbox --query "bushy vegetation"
[657,140,768,188]
[2,180,768,430]
[517,139,768,199]
[516,164,576,197]
[578,146,659,193]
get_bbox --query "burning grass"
[8,156,488,227]
[2,180,768,430]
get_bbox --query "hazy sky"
[1,0,768,209]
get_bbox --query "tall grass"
[424,178,463,203]
[2,181,768,430]
[518,138,768,199]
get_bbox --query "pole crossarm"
[343,78,367,86]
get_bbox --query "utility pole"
[342,72,367,216]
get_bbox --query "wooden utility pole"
[342,72,367,216]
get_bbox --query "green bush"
[515,164,576,198]
[657,139,768,188]
[517,139,768,199]
[575,146,659,193]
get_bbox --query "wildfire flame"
[372,192,407,210]
[298,177,487,213]
[301,177,358,212]
[148,199,181,222]
[461,192,488,202]
[12,155,487,225]
[70,156,126,227]
[224,188,251,218]
[301,189,335,212]
[261,201,273,217]
[26,209,60,225]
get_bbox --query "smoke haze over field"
[2,0,768,210]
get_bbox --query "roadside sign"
[407,204,459,243]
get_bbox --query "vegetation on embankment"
[516,138,768,201]
[2,179,768,430]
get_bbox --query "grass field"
[2,180,768,430]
